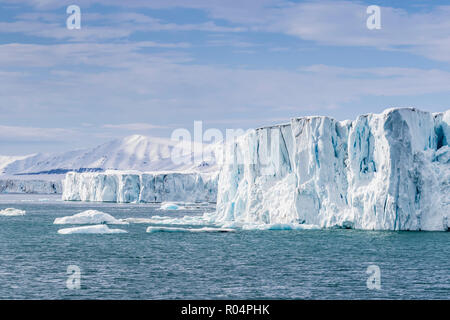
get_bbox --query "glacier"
[62,170,218,203]
[58,108,448,231]
[214,108,449,231]
[0,134,219,195]
[0,178,62,194]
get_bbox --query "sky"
[1,0,450,155]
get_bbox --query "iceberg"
[159,202,185,210]
[53,210,128,225]
[0,208,26,216]
[62,170,218,203]
[57,224,128,234]
[214,108,450,231]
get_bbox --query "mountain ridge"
[1,134,219,176]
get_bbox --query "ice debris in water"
[146,226,235,233]
[125,214,214,226]
[0,208,26,216]
[221,222,320,231]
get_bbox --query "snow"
[0,155,31,174]
[2,135,220,175]
[146,226,235,233]
[214,108,450,231]
[53,210,128,225]
[160,202,185,210]
[1,134,221,195]
[57,224,128,234]
[0,208,26,216]
[62,170,218,203]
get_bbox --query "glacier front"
[0,178,62,194]
[214,108,449,231]
[62,170,218,203]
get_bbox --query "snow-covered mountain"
[0,155,30,174]
[2,135,220,175]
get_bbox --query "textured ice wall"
[215,108,449,231]
[0,179,62,194]
[62,170,218,203]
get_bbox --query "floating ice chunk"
[0,208,26,216]
[53,210,128,225]
[57,224,128,234]
[146,226,235,233]
[159,202,185,210]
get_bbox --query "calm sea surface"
[0,194,448,299]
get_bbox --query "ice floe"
[0,208,26,216]
[159,202,185,210]
[146,226,235,233]
[57,224,128,234]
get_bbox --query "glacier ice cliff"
[0,179,62,194]
[214,108,449,231]
[62,170,218,203]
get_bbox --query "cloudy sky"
[1,0,450,155]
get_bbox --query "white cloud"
[1,0,450,149]
[1,39,449,120]
[3,1,450,61]
[0,125,77,141]
[268,2,450,62]
[0,10,245,41]
[102,123,167,130]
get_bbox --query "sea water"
[0,194,448,299]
